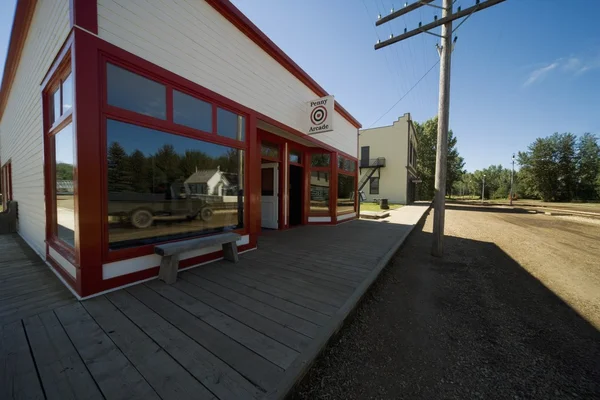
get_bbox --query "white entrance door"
[261,163,279,229]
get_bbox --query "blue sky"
[1,1,599,171]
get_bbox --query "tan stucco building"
[359,113,418,204]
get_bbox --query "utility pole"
[510,153,515,206]
[481,174,486,204]
[374,0,506,257]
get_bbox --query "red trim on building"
[204,0,361,129]
[70,0,98,33]
[0,0,37,121]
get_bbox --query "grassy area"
[452,198,600,213]
[359,202,403,212]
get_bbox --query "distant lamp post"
[510,154,515,206]
[481,174,486,204]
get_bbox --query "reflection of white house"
[184,167,230,196]
[310,171,329,199]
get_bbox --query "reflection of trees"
[311,153,330,167]
[338,174,355,198]
[107,141,242,194]
[56,163,74,180]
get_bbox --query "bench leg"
[222,242,239,263]
[158,255,180,284]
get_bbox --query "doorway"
[289,165,303,226]
[261,162,279,229]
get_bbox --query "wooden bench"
[155,232,241,284]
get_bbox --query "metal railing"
[360,157,386,168]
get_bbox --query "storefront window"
[289,150,301,164]
[337,174,355,214]
[310,171,329,213]
[311,153,330,167]
[173,90,212,132]
[107,63,166,119]
[261,142,279,159]
[338,155,356,172]
[55,123,76,247]
[106,119,244,250]
[217,107,245,141]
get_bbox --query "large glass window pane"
[310,171,329,213]
[106,119,244,250]
[55,123,76,247]
[217,108,245,141]
[311,153,330,167]
[173,90,212,132]
[107,63,166,119]
[337,174,355,214]
[51,87,60,124]
[62,73,73,114]
[261,142,279,159]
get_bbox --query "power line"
[368,59,440,128]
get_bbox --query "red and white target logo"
[310,106,328,126]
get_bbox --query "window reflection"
[55,123,76,247]
[289,150,301,164]
[107,63,166,119]
[261,142,279,159]
[173,90,212,132]
[311,153,330,167]
[337,174,355,214]
[106,119,244,250]
[217,108,245,141]
[62,73,73,114]
[310,171,329,213]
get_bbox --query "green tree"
[55,163,74,181]
[107,142,132,192]
[575,133,600,200]
[415,117,465,200]
[128,150,150,193]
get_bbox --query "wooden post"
[431,0,453,257]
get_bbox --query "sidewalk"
[1,203,430,400]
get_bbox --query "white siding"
[96,0,358,156]
[0,0,71,256]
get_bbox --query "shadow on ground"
[292,211,600,399]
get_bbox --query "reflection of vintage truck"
[108,184,214,229]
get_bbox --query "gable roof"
[185,169,219,184]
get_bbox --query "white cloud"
[523,62,558,86]
[524,54,600,87]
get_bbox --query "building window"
[370,177,380,195]
[55,123,76,247]
[1,161,12,210]
[50,72,73,125]
[217,108,245,141]
[310,171,329,213]
[106,119,244,250]
[107,63,166,119]
[311,153,330,167]
[337,174,355,214]
[338,155,356,172]
[261,142,279,159]
[173,90,212,132]
[289,150,301,164]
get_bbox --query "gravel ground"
[292,204,600,399]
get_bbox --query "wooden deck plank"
[180,271,320,338]
[0,294,74,327]
[212,266,347,308]
[83,296,215,400]
[127,284,283,391]
[254,255,369,281]
[173,278,311,351]
[106,290,264,400]
[196,268,338,317]
[0,321,45,400]
[23,311,104,400]
[238,260,358,293]
[190,270,331,326]
[54,302,161,400]
[146,281,299,370]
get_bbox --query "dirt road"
[293,204,600,399]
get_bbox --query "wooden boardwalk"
[1,204,429,400]
[0,234,75,326]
